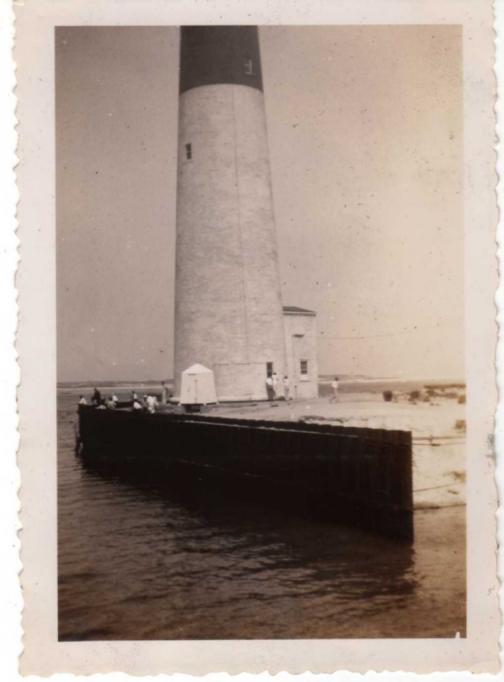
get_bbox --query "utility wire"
[318,322,459,341]
[319,329,419,341]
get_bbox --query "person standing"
[283,375,290,401]
[91,387,102,406]
[271,372,279,400]
[265,374,274,401]
[330,376,339,403]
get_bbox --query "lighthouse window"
[300,359,308,376]
[185,143,192,160]
[266,361,273,377]
[244,58,253,75]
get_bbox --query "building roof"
[282,305,316,317]
[179,27,263,94]
[182,363,214,375]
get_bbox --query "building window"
[244,58,253,75]
[300,360,308,376]
[266,362,273,377]
[185,143,192,160]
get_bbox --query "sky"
[56,25,463,383]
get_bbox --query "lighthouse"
[174,26,288,401]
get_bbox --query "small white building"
[282,306,319,400]
[176,312,319,404]
[180,363,218,406]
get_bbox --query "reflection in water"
[58,391,465,640]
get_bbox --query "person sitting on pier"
[132,398,143,411]
[105,396,116,409]
[78,395,87,405]
[111,393,118,406]
[146,394,158,414]
[91,387,102,406]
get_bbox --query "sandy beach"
[64,379,466,512]
[208,390,466,512]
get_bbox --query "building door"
[292,334,304,398]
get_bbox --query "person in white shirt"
[283,375,290,401]
[271,372,279,400]
[265,375,274,401]
[330,376,339,403]
[146,394,157,414]
[78,395,87,405]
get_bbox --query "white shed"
[179,363,218,406]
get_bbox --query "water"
[58,390,465,640]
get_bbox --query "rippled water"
[58,390,465,639]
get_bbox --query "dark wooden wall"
[77,407,413,541]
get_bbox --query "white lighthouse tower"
[174,26,287,401]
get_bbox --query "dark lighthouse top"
[179,26,263,94]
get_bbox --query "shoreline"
[63,387,466,512]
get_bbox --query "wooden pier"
[77,406,414,541]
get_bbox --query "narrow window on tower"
[244,58,253,75]
[266,362,273,377]
[185,143,192,160]
[300,359,308,376]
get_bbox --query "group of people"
[265,372,291,401]
[131,392,158,414]
[78,388,159,414]
[78,388,119,409]
[79,376,340,408]
[264,374,340,402]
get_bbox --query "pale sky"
[56,25,463,383]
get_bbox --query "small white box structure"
[179,363,218,406]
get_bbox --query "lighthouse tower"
[174,26,287,401]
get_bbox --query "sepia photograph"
[55,24,467,641]
[14,0,502,670]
